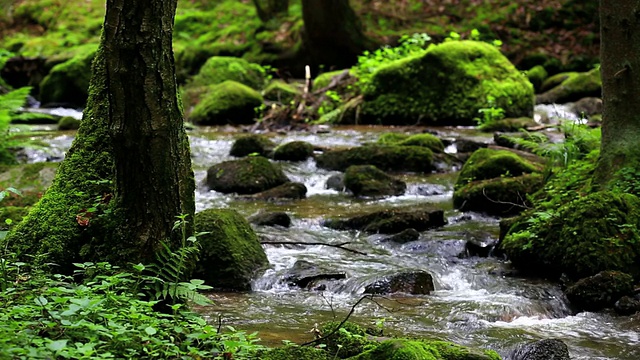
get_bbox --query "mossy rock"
[478,117,536,132]
[57,116,81,130]
[258,345,329,360]
[319,322,375,358]
[500,191,640,279]
[565,270,634,312]
[194,208,269,290]
[248,211,291,228]
[540,72,579,93]
[263,80,299,103]
[536,68,601,104]
[0,162,58,207]
[249,181,307,200]
[206,156,289,194]
[39,46,97,107]
[455,148,540,190]
[344,165,406,197]
[323,207,445,234]
[397,133,445,153]
[359,41,534,126]
[377,132,410,145]
[189,80,263,125]
[453,174,545,216]
[189,56,266,90]
[350,339,501,360]
[273,141,314,161]
[315,145,434,173]
[229,134,276,158]
[314,69,351,89]
[526,65,548,92]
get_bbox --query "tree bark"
[252,0,289,23]
[5,0,194,270]
[593,0,640,187]
[301,0,377,69]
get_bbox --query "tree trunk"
[301,0,377,70]
[593,0,640,187]
[252,0,289,22]
[5,0,194,270]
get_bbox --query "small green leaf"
[47,339,68,352]
[145,326,157,335]
[35,296,48,306]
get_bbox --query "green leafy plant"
[474,95,505,126]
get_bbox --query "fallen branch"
[259,240,368,256]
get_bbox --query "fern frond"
[0,87,31,113]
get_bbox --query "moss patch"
[188,56,266,90]
[39,45,97,106]
[189,80,263,125]
[344,165,406,197]
[229,134,276,158]
[315,145,434,172]
[206,156,289,194]
[397,133,445,153]
[536,67,601,104]
[455,148,540,190]
[273,141,314,161]
[263,80,299,103]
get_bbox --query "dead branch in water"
[259,240,368,256]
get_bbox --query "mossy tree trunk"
[593,0,640,187]
[252,0,289,22]
[5,0,194,270]
[301,0,377,69]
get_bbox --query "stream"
[15,123,640,360]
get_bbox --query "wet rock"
[57,116,81,130]
[509,338,570,360]
[536,67,601,104]
[323,207,446,234]
[455,148,541,190]
[455,139,488,154]
[315,145,434,172]
[344,165,406,197]
[462,231,499,258]
[479,117,536,132]
[249,181,307,200]
[364,271,434,295]
[194,209,269,290]
[284,260,346,289]
[229,134,276,157]
[206,156,289,194]
[273,141,314,161]
[382,228,420,244]
[325,173,345,191]
[248,211,291,228]
[569,97,602,118]
[614,296,640,316]
[565,271,634,312]
[414,184,446,196]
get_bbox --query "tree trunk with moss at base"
[4,0,194,271]
[593,0,640,188]
[301,0,377,69]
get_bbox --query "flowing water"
[18,123,640,359]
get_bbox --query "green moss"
[359,41,534,126]
[344,165,406,197]
[194,208,269,290]
[0,206,30,228]
[259,345,329,360]
[315,145,434,172]
[397,133,445,153]
[314,69,350,89]
[57,116,81,130]
[206,156,289,194]
[263,80,299,103]
[453,174,544,216]
[189,56,266,90]
[189,80,263,125]
[565,270,634,311]
[39,45,98,106]
[537,68,601,104]
[319,322,375,358]
[0,162,58,206]
[377,132,410,145]
[230,134,276,158]
[350,340,439,360]
[478,117,536,132]
[455,148,540,190]
[540,72,578,92]
[526,65,547,92]
[273,141,314,161]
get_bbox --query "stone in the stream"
[194,209,269,290]
[315,145,434,172]
[565,271,634,312]
[343,165,406,197]
[415,184,446,196]
[323,207,445,234]
[248,181,307,200]
[206,156,289,194]
[284,260,346,289]
[229,134,276,158]
[248,211,291,228]
[382,228,420,244]
[462,231,499,258]
[509,338,571,360]
[325,173,345,191]
[273,141,315,161]
[536,67,601,104]
[454,148,541,190]
[614,296,640,316]
[364,271,434,295]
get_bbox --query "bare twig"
[259,241,368,256]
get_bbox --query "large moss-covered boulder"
[273,141,315,161]
[316,145,434,172]
[194,209,269,290]
[229,134,276,158]
[358,41,534,125]
[39,46,97,107]
[453,174,544,216]
[350,339,501,360]
[323,207,445,234]
[455,148,540,190]
[189,56,265,89]
[536,67,601,104]
[565,271,634,312]
[259,345,329,360]
[500,191,640,279]
[206,156,289,194]
[397,133,445,153]
[344,165,406,197]
[189,81,263,125]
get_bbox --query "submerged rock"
[194,209,269,290]
[323,207,445,234]
[273,141,315,161]
[382,228,420,244]
[565,271,634,312]
[248,211,292,228]
[206,156,289,194]
[316,145,434,172]
[229,134,276,158]
[509,338,570,360]
[344,165,406,197]
[364,271,434,295]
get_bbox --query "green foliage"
[319,321,376,359]
[473,95,505,126]
[0,87,32,165]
